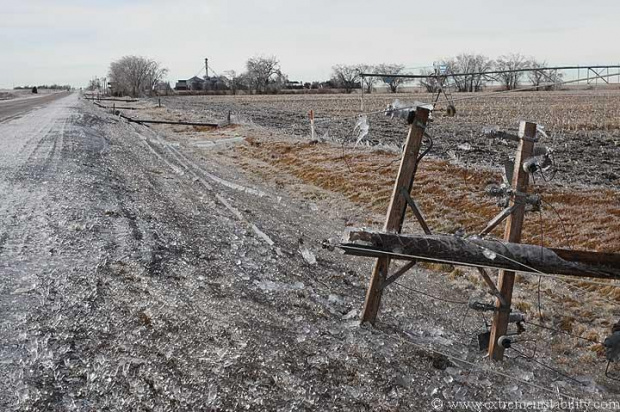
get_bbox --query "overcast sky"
[1,0,619,88]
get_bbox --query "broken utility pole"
[342,230,620,280]
[346,114,620,362]
[488,121,535,361]
[360,106,430,325]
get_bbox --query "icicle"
[354,115,369,146]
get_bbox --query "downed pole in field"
[341,229,620,280]
[92,101,141,110]
[84,97,139,103]
[117,112,219,128]
[94,103,141,110]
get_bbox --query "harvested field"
[157,91,620,187]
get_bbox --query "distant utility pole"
[205,58,209,79]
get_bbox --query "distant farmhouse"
[175,75,227,92]
[175,76,205,91]
[285,80,304,90]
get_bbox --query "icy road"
[0,93,601,410]
[0,93,385,410]
[0,92,70,123]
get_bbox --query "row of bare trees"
[330,64,407,93]
[331,54,565,94]
[420,53,564,93]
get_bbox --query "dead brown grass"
[236,138,620,254]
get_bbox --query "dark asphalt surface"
[0,92,71,123]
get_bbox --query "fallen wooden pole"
[93,101,140,111]
[85,97,138,102]
[118,113,218,128]
[99,105,141,110]
[342,230,620,280]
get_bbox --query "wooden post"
[309,110,316,139]
[488,121,537,360]
[360,106,430,324]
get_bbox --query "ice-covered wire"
[418,133,434,162]
[509,345,587,387]
[392,280,468,305]
[537,209,545,322]
[340,139,354,174]
[529,191,589,303]
[541,198,573,249]
[524,320,602,344]
[376,320,578,400]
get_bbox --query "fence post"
[488,120,537,360]
[309,110,316,139]
[360,106,430,324]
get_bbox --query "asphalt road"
[0,92,70,123]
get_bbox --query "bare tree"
[223,70,248,95]
[442,54,493,92]
[87,77,101,92]
[356,64,377,94]
[375,64,406,93]
[419,69,442,93]
[245,56,283,93]
[495,53,530,90]
[108,56,167,97]
[528,60,564,90]
[331,64,360,93]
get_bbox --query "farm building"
[187,76,205,90]
[174,79,188,90]
[175,76,208,91]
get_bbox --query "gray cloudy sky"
[1,0,619,88]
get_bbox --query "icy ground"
[0,94,617,411]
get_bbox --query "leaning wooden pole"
[360,106,430,324]
[488,121,536,361]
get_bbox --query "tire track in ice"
[124,121,275,246]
